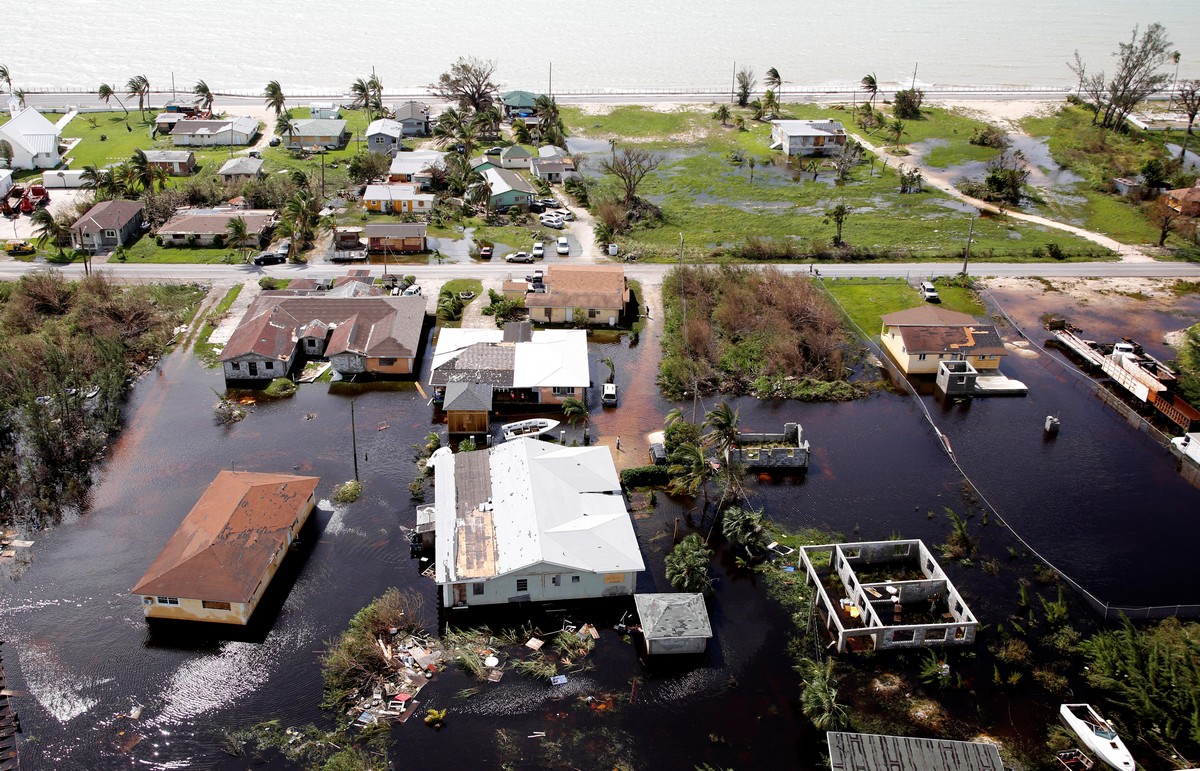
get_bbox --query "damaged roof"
[429,327,589,388]
[131,471,319,603]
[634,593,713,640]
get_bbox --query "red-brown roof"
[522,265,629,310]
[880,306,980,326]
[131,471,319,602]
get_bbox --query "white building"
[170,116,259,146]
[429,324,590,406]
[387,150,446,187]
[309,102,341,120]
[433,438,645,608]
[769,119,848,157]
[0,108,61,169]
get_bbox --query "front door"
[248,361,258,377]
[453,584,467,606]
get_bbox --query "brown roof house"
[131,471,319,625]
[1163,180,1200,217]
[505,265,630,326]
[218,294,426,383]
[69,200,144,252]
[363,222,427,253]
[879,306,1006,376]
[157,207,276,247]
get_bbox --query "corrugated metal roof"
[443,381,494,411]
[634,594,713,640]
[826,732,1003,771]
[388,150,445,175]
[428,328,589,388]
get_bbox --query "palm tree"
[472,105,502,136]
[0,64,10,93]
[561,396,587,426]
[280,190,322,258]
[703,402,740,456]
[762,90,780,120]
[349,77,373,119]
[667,442,714,499]
[665,534,713,593]
[368,74,384,117]
[722,506,767,550]
[98,83,128,116]
[797,658,848,730]
[765,67,783,92]
[263,80,286,117]
[225,216,249,256]
[733,115,746,131]
[860,72,879,110]
[464,179,490,212]
[889,118,906,145]
[192,80,215,112]
[13,89,27,109]
[432,108,478,154]
[823,202,852,246]
[664,407,684,428]
[31,208,68,254]
[712,104,731,127]
[129,149,155,193]
[126,75,150,119]
[275,109,296,148]
[290,169,310,191]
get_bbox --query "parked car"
[532,241,545,259]
[526,270,545,284]
[529,202,546,213]
[402,284,422,296]
[505,251,534,263]
[268,137,281,147]
[274,238,292,257]
[556,236,570,255]
[536,198,559,208]
[253,252,286,266]
[4,240,35,255]
[553,208,575,221]
[920,281,941,303]
[539,215,565,229]
[485,147,504,156]
[247,150,261,159]
[601,383,618,406]
[478,246,493,260]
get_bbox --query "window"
[551,575,561,586]
[202,600,231,610]
[571,575,580,583]
[516,578,528,592]
[472,583,484,596]
[918,354,928,361]
[105,230,118,238]
[552,386,574,396]
[891,629,915,643]
[379,357,397,366]
[156,596,179,605]
[924,628,947,641]
[230,362,240,371]
[588,308,598,318]
[544,308,553,320]
[248,362,258,376]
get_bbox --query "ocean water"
[4,0,1199,94]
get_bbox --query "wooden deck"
[828,731,1003,771]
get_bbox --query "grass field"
[122,235,243,264]
[195,283,244,365]
[61,112,245,176]
[824,277,987,340]
[563,104,1107,261]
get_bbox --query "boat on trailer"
[501,418,560,441]
[1059,704,1134,770]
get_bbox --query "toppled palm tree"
[192,80,215,112]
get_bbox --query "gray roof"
[144,150,194,163]
[431,342,516,387]
[70,200,144,235]
[429,328,589,389]
[366,118,404,139]
[826,733,1003,771]
[443,382,494,412]
[218,157,264,177]
[362,222,428,238]
[634,594,713,640]
[291,118,348,136]
[483,167,536,196]
[502,321,532,343]
[394,101,429,121]
[170,117,258,136]
[771,119,846,138]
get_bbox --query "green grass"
[441,278,483,298]
[122,235,244,264]
[61,111,247,177]
[264,377,298,397]
[824,277,987,339]
[881,107,1004,169]
[194,283,244,365]
[429,217,546,251]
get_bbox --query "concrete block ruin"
[726,422,810,469]
[798,539,978,653]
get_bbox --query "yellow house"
[131,471,319,625]
[506,265,630,326]
[362,183,435,213]
[880,306,1006,375]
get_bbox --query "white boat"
[1059,704,1135,770]
[501,418,560,441]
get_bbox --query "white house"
[530,157,578,184]
[634,594,713,655]
[0,108,61,169]
[361,183,435,213]
[769,119,848,157]
[387,150,446,187]
[170,116,259,146]
[0,168,12,198]
[432,438,645,608]
[499,144,532,169]
[309,102,341,120]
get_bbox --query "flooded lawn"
[3,285,1200,768]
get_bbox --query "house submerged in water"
[431,438,644,609]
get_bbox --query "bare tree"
[1176,79,1200,160]
[834,139,863,182]
[1147,198,1183,247]
[429,57,499,112]
[599,147,663,205]
[1070,24,1174,130]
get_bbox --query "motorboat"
[501,418,560,441]
[1059,704,1134,770]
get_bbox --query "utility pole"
[731,62,737,105]
[961,216,976,275]
[171,72,176,101]
[911,63,918,90]
[350,398,359,481]
[548,61,553,97]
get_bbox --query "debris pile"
[348,630,444,727]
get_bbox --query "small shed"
[936,359,979,396]
[444,382,493,434]
[634,593,712,655]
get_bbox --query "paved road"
[3,259,1199,287]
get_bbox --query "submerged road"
[1,259,1200,287]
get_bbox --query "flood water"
[3,285,1200,768]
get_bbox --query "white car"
[402,284,422,296]
[556,236,570,255]
[532,241,545,259]
[539,216,565,229]
[554,208,576,221]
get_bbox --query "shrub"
[892,88,924,119]
[665,534,713,593]
[664,420,701,453]
[333,480,362,503]
[969,126,1009,149]
[258,277,281,290]
[186,234,199,247]
[620,465,670,488]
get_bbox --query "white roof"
[430,327,589,387]
[388,150,446,176]
[218,156,264,176]
[0,108,60,154]
[367,118,404,139]
[538,145,569,158]
[433,439,644,583]
[362,183,433,202]
[771,119,846,137]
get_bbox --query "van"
[920,281,940,303]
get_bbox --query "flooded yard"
[2,282,1200,768]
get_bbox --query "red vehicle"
[19,195,34,213]
[0,198,14,217]
[7,184,25,200]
